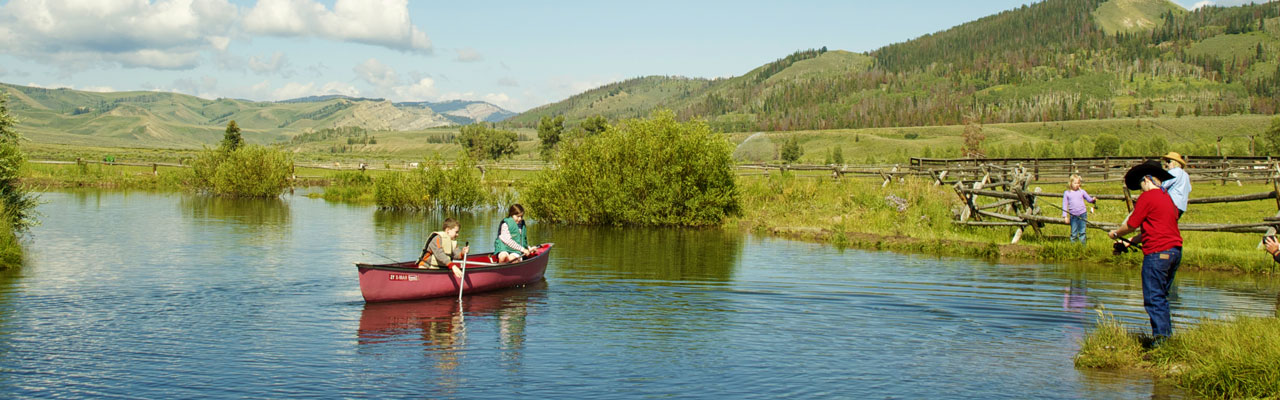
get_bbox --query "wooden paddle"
[457,241,469,302]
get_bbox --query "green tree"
[537,115,566,161]
[1262,116,1280,156]
[221,120,243,151]
[1094,134,1122,157]
[831,146,844,165]
[577,115,610,136]
[191,145,293,197]
[457,123,518,161]
[780,136,802,164]
[0,93,37,236]
[525,110,738,226]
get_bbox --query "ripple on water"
[0,192,1273,398]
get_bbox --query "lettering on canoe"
[388,274,419,282]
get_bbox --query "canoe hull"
[356,243,552,302]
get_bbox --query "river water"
[1,190,1276,398]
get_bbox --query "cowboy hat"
[1161,152,1187,168]
[1124,160,1175,191]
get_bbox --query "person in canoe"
[494,204,533,264]
[418,217,470,278]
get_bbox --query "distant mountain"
[506,75,712,127]
[0,83,455,148]
[278,95,386,103]
[514,0,1280,132]
[0,83,520,148]
[395,100,516,123]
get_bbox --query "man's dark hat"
[1123,160,1175,191]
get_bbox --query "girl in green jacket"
[494,204,532,264]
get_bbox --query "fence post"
[1124,187,1134,213]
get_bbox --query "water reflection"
[182,195,291,243]
[1075,369,1184,400]
[357,282,545,379]
[8,190,1280,398]
[540,225,743,282]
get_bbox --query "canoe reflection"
[357,281,545,372]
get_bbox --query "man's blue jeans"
[1142,247,1182,337]
[1069,214,1087,244]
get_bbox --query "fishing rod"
[1040,201,1142,250]
[361,248,399,263]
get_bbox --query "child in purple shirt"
[1063,174,1096,244]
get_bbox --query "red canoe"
[355,243,553,302]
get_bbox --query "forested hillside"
[515,0,1280,133]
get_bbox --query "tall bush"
[374,157,486,211]
[0,92,36,269]
[1261,116,1280,156]
[457,124,518,161]
[524,111,739,226]
[191,145,293,197]
[0,93,36,234]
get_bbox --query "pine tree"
[221,120,243,151]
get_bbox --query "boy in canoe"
[418,218,470,278]
[494,204,533,264]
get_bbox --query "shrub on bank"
[373,157,485,211]
[1075,312,1280,399]
[191,145,293,197]
[0,92,36,269]
[524,111,739,226]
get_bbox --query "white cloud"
[249,80,360,101]
[79,86,117,92]
[497,77,520,87]
[455,48,483,62]
[172,76,219,98]
[353,58,399,88]
[21,82,115,93]
[0,0,238,70]
[438,90,516,110]
[243,0,432,54]
[391,78,438,101]
[248,51,290,75]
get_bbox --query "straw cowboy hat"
[1161,152,1187,168]
[1124,160,1175,191]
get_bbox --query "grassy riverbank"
[1076,311,1280,399]
[730,173,1280,273]
[23,154,1280,273]
[0,226,20,269]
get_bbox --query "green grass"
[1076,311,1280,399]
[21,161,193,190]
[732,173,1280,273]
[1092,0,1184,34]
[0,224,22,270]
[1187,31,1272,62]
[729,115,1277,165]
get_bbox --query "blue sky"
[0,0,1261,112]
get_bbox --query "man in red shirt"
[1109,160,1182,340]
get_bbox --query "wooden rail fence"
[950,166,1280,244]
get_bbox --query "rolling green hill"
[1093,0,1185,33]
[0,83,513,149]
[514,0,1280,133]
